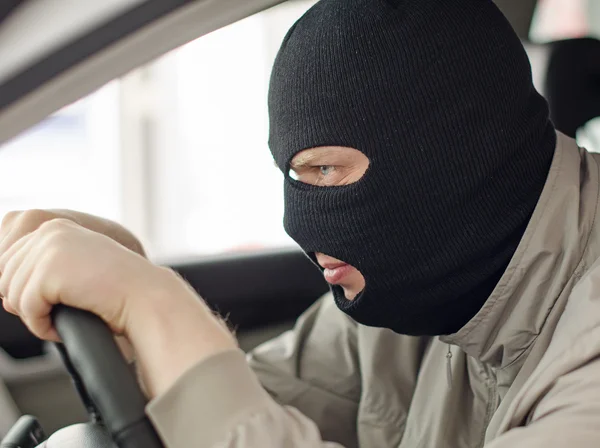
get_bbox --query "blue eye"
[319,166,334,176]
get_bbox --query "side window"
[0,2,316,260]
[530,0,588,42]
[0,83,121,223]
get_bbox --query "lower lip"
[323,264,353,285]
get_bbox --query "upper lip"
[316,257,348,270]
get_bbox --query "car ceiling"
[0,0,24,24]
[0,0,286,147]
[0,0,537,147]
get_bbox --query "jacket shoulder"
[496,261,600,434]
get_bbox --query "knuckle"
[1,210,22,228]
[39,217,71,232]
[38,225,73,263]
[21,209,56,227]
[38,219,76,241]
[1,210,64,238]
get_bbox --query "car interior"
[0,0,598,446]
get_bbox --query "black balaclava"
[268,0,556,336]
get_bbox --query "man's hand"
[0,219,155,340]
[0,209,146,366]
[0,219,237,398]
[0,209,146,258]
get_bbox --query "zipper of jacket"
[479,365,499,448]
[446,345,453,387]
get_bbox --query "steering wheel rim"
[51,305,164,448]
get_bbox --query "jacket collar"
[441,132,600,377]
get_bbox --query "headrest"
[544,37,600,138]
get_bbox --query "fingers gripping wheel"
[50,306,164,448]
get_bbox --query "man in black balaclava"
[242,0,600,446]
[7,0,600,447]
[268,0,555,336]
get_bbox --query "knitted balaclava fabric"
[268,0,556,336]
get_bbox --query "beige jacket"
[147,132,600,448]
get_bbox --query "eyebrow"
[290,152,321,168]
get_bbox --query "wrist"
[107,221,147,258]
[123,267,237,398]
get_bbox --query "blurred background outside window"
[530,0,588,42]
[0,1,315,261]
[0,0,598,260]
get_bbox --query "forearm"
[126,273,346,447]
[124,267,237,398]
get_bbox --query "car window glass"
[0,82,121,223]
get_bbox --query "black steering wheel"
[19,305,164,448]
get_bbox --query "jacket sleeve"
[485,354,600,447]
[146,294,362,448]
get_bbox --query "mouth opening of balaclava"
[268,0,556,336]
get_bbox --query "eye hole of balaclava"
[287,147,370,188]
